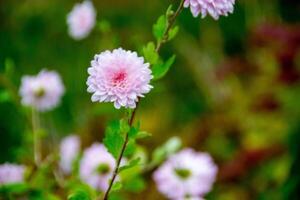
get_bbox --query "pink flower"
[59,135,81,175]
[79,143,116,191]
[87,48,153,109]
[19,70,65,112]
[0,163,25,185]
[153,149,218,200]
[67,0,96,40]
[184,0,235,19]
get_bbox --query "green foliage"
[153,15,167,41]
[104,121,125,159]
[119,157,141,173]
[111,181,123,192]
[168,26,179,41]
[68,189,92,200]
[151,136,182,165]
[152,55,176,80]
[123,176,146,193]
[143,42,159,65]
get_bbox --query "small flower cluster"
[19,70,65,112]
[184,0,235,19]
[0,163,25,185]
[153,149,218,200]
[67,0,96,40]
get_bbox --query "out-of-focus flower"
[153,149,218,200]
[184,0,235,20]
[67,0,96,40]
[87,48,153,109]
[79,143,116,191]
[59,135,81,175]
[19,70,65,112]
[0,163,25,185]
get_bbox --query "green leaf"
[128,126,139,139]
[104,121,125,159]
[168,26,179,41]
[153,15,167,41]
[136,131,152,139]
[111,181,123,192]
[68,189,91,200]
[0,90,11,103]
[123,176,146,193]
[120,119,130,133]
[119,157,141,173]
[142,42,159,65]
[166,5,174,18]
[152,55,176,80]
[152,137,182,164]
[124,139,137,157]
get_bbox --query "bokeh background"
[1,0,300,199]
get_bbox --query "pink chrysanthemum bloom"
[87,48,153,109]
[59,135,81,175]
[67,0,96,40]
[184,0,235,20]
[79,143,116,191]
[153,149,218,200]
[19,70,65,112]
[0,163,25,185]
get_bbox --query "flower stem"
[102,1,185,199]
[32,108,41,167]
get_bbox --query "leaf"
[152,55,176,80]
[153,15,167,41]
[142,42,159,65]
[152,137,182,164]
[111,181,122,192]
[128,126,139,139]
[123,176,146,193]
[68,189,91,200]
[136,131,152,139]
[120,119,130,133]
[103,121,125,159]
[119,157,141,173]
[124,139,137,157]
[0,90,11,103]
[168,26,179,41]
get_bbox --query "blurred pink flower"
[59,135,81,175]
[0,163,25,185]
[67,0,96,40]
[153,149,218,200]
[19,70,65,112]
[87,48,153,109]
[79,143,116,191]
[184,0,235,19]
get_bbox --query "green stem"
[101,1,185,199]
[32,108,41,167]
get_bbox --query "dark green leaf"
[68,189,91,200]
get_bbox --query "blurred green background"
[1,0,300,199]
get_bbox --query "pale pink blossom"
[153,149,218,200]
[184,0,235,19]
[67,0,96,40]
[0,163,25,185]
[19,70,65,112]
[79,143,116,191]
[59,135,81,174]
[87,48,153,109]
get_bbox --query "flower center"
[174,168,191,180]
[34,88,45,98]
[112,71,127,85]
[96,163,110,175]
